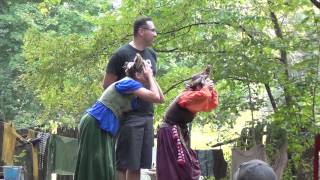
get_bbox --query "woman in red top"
[156,72,219,180]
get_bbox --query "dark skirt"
[74,113,115,180]
[156,123,201,180]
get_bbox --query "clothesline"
[210,131,268,148]
[210,137,239,148]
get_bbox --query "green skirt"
[74,113,115,180]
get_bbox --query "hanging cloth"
[2,122,17,165]
[231,144,268,179]
[46,134,78,180]
[213,149,227,179]
[194,149,227,179]
[195,150,214,177]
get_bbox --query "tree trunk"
[311,0,320,9]
[264,83,277,112]
[268,2,292,107]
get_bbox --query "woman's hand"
[204,79,214,90]
[143,63,153,78]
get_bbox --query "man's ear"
[137,28,144,37]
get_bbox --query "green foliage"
[23,28,102,125]
[1,0,319,177]
[0,2,42,124]
[1,0,112,127]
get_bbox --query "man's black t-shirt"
[106,44,157,116]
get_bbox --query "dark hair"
[187,75,208,90]
[133,16,153,37]
[124,54,146,78]
[187,65,212,90]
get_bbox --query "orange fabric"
[178,86,218,113]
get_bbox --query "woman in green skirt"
[74,54,164,180]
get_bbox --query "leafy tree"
[1,0,111,128]
[18,0,320,177]
[0,2,42,127]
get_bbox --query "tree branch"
[268,1,292,106]
[154,48,179,53]
[239,25,255,41]
[264,83,277,112]
[269,11,283,38]
[311,0,320,9]
[158,21,223,36]
[112,21,259,55]
[155,47,226,54]
[227,76,258,83]
[156,26,193,46]
[157,21,259,45]
[247,80,256,145]
[163,77,192,95]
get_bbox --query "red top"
[178,86,219,113]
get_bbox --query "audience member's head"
[233,159,277,180]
